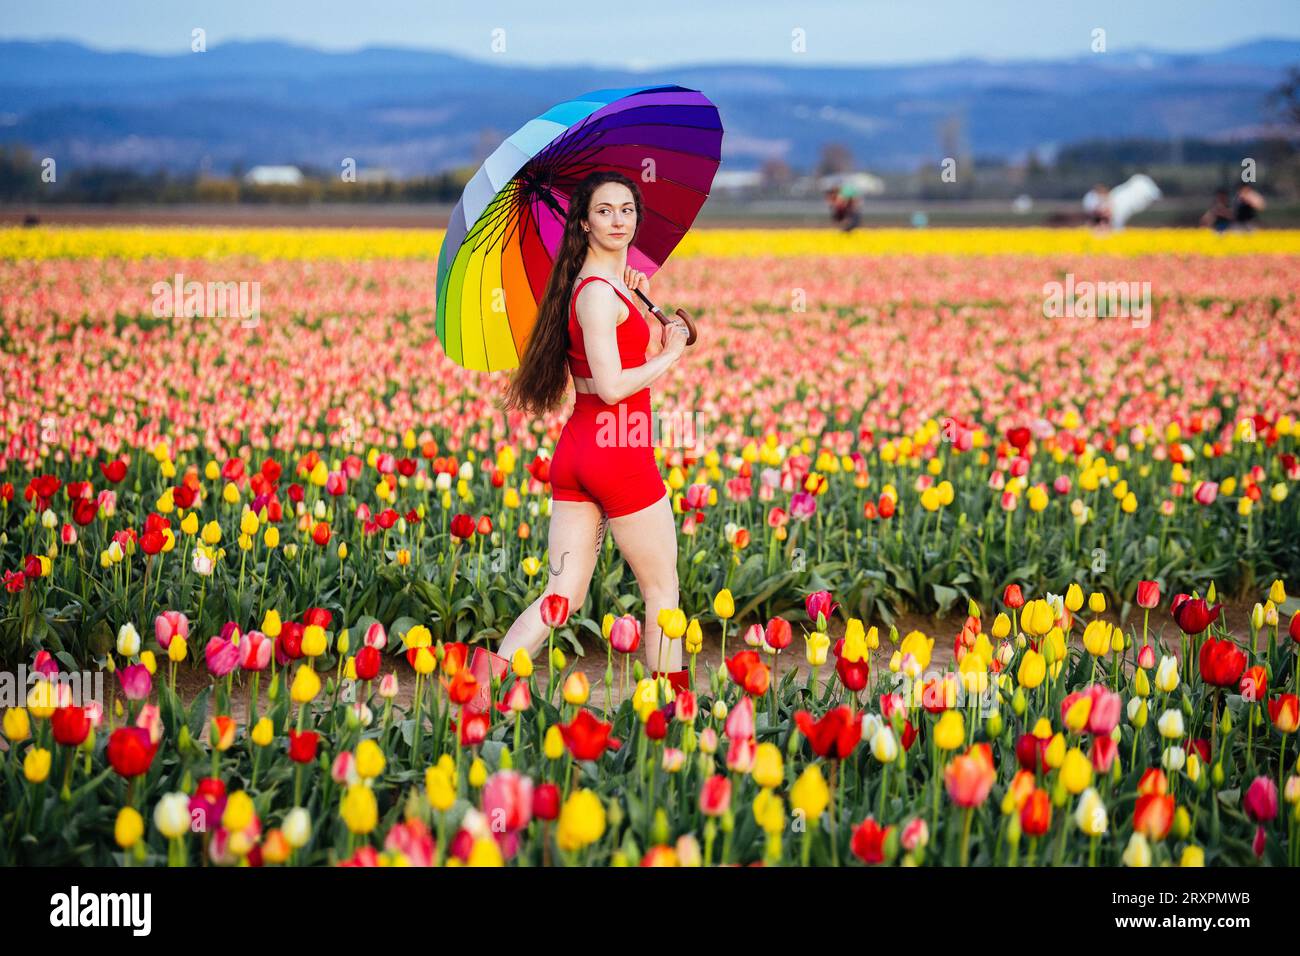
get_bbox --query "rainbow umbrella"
[435,84,723,371]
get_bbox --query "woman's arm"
[576,282,686,404]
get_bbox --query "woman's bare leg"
[496,499,605,662]
[608,493,680,672]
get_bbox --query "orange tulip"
[945,742,996,807]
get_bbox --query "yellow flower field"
[5,224,1300,261]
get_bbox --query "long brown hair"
[499,170,644,417]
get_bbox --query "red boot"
[468,647,511,717]
[651,669,691,695]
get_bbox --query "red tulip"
[276,622,304,664]
[831,637,870,692]
[100,460,128,483]
[1171,594,1222,635]
[540,593,570,628]
[1020,788,1052,837]
[440,642,468,675]
[51,706,90,747]
[106,726,158,778]
[1002,584,1025,609]
[793,706,862,759]
[1133,793,1175,840]
[449,513,475,540]
[725,650,771,696]
[850,816,891,864]
[303,607,332,629]
[1240,665,1267,703]
[1015,733,1047,772]
[1289,610,1300,644]
[532,782,560,820]
[699,774,732,817]
[458,711,489,746]
[355,645,381,681]
[1198,636,1246,687]
[764,616,793,651]
[1268,694,1299,733]
[311,521,331,546]
[645,710,668,741]
[288,729,319,763]
[72,498,100,526]
[444,668,478,706]
[558,708,620,761]
[1135,580,1160,609]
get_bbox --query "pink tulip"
[501,681,532,713]
[482,770,534,834]
[1243,776,1278,823]
[724,694,754,741]
[239,630,272,671]
[154,610,189,650]
[204,635,240,678]
[609,614,641,654]
[364,621,387,649]
[116,663,152,701]
[134,703,162,744]
[725,735,756,773]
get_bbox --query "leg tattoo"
[594,514,608,556]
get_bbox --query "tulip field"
[1,224,1300,867]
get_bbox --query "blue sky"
[4,0,1298,68]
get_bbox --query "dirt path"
[164,599,1269,722]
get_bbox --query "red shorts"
[550,388,667,518]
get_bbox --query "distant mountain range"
[0,38,1295,175]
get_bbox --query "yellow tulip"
[790,765,830,820]
[1082,620,1111,657]
[1017,649,1046,689]
[751,742,783,788]
[301,624,327,657]
[934,710,965,750]
[3,707,32,743]
[355,739,386,779]
[24,747,51,783]
[557,789,606,851]
[1065,583,1084,612]
[341,783,378,834]
[425,765,456,811]
[115,806,144,849]
[290,664,321,703]
[713,589,735,619]
[562,672,590,706]
[898,630,933,670]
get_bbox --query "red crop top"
[567,275,651,379]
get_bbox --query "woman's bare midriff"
[573,376,598,393]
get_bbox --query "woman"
[465,170,694,713]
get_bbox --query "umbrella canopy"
[435,84,723,371]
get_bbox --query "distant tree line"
[0,148,475,204]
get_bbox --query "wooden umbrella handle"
[632,287,698,346]
[672,308,698,346]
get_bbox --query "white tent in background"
[818,171,884,197]
[1108,174,1161,230]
